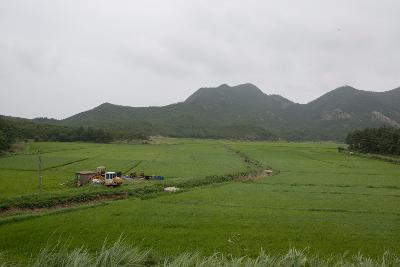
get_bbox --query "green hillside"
[15,83,400,141]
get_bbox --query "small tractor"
[90,166,123,187]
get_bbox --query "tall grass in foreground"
[1,238,399,266]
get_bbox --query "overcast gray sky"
[1,0,399,119]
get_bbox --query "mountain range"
[9,83,400,141]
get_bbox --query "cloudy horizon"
[1,0,400,119]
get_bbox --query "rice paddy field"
[0,139,399,263]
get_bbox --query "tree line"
[346,127,400,155]
[0,118,15,152]
[0,116,147,153]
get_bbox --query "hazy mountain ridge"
[24,84,400,140]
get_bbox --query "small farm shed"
[76,171,96,186]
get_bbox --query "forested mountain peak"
[3,83,400,141]
[185,83,266,104]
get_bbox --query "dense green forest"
[0,117,15,152]
[346,127,400,155]
[0,116,147,153]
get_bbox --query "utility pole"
[38,149,42,194]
